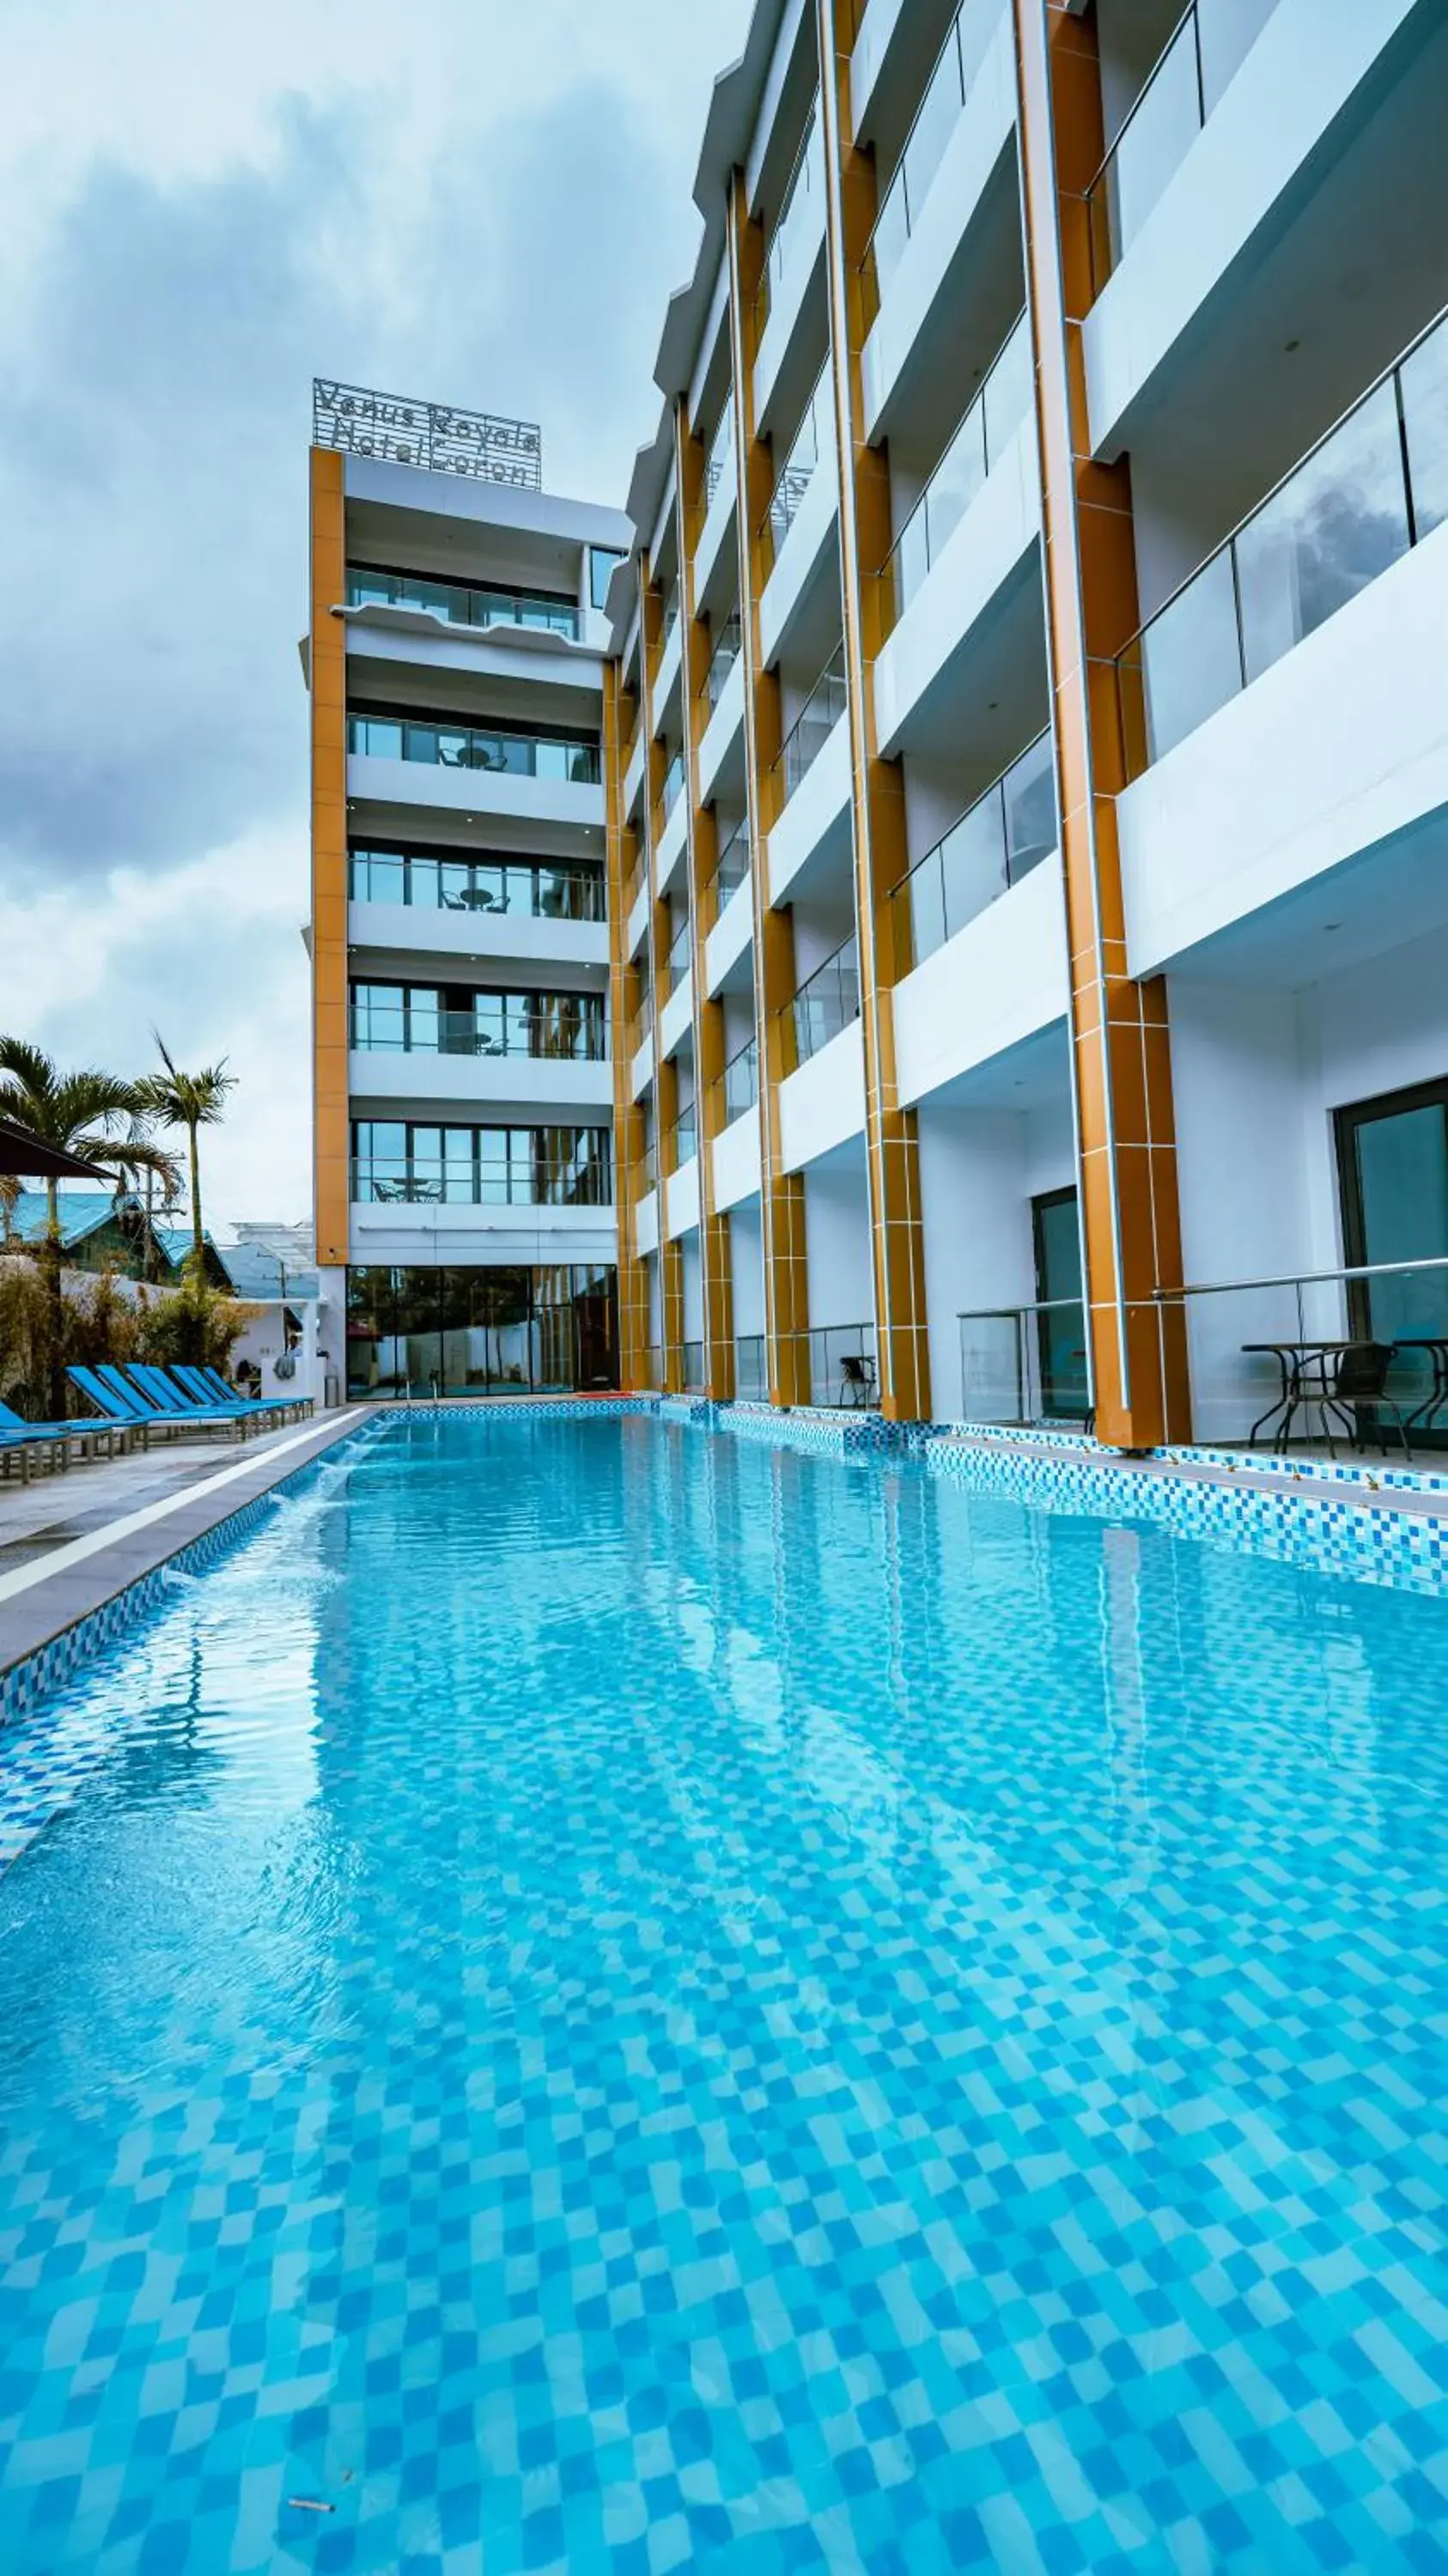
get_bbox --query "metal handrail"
[891,729,1056,966]
[775,647,848,802]
[763,364,830,560]
[671,1106,698,1168]
[667,914,692,989]
[1116,297,1448,767]
[958,1298,1082,1318]
[703,397,735,508]
[705,613,742,710]
[860,0,989,317]
[788,935,860,1065]
[346,566,579,638]
[705,821,751,919]
[1155,1256,1448,1302]
[759,100,823,321]
[722,1036,759,1118]
[1084,0,1202,289]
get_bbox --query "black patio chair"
[839,1352,877,1410]
[1310,1342,1413,1461]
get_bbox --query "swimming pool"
[1,1411,1445,2573]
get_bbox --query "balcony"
[346,566,580,641]
[350,1132,612,1212]
[779,955,866,1172]
[347,848,610,975]
[1080,0,1418,453]
[703,823,755,999]
[758,372,838,667]
[630,1002,654,1104]
[721,1036,759,1120]
[860,0,1016,440]
[346,710,604,829]
[881,313,1031,638]
[889,741,1069,1111]
[669,1105,697,1172]
[654,750,689,896]
[660,916,694,1060]
[791,938,859,1068]
[754,106,828,434]
[1086,0,1283,294]
[653,584,684,715]
[1116,307,1447,780]
[892,733,1054,969]
[767,655,853,908]
[350,992,607,1061]
[699,621,745,804]
[696,399,739,598]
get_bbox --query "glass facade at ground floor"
[345,1265,618,1400]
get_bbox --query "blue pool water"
[1,1413,1446,2574]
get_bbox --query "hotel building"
[306,386,630,1399]
[605,0,1448,1445]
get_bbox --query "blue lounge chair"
[197,1364,308,1420]
[174,1364,295,1419]
[121,1364,256,1431]
[68,1366,242,1443]
[0,1397,121,1461]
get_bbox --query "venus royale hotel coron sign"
[312,380,543,491]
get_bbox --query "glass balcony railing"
[629,999,653,1059]
[346,567,579,639]
[351,1134,611,1209]
[776,650,848,806]
[1116,305,1448,779]
[881,313,1032,635]
[705,614,742,712]
[348,850,605,921]
[705,821,751,923]
[624,848,647,915]
[809,1322,879,1411]
[791,937,860,1066]
[892,732,1056,969]
[703,398,735,510]
[348,713,600,784]
[671,1106,698,1170]
[1086,0,1282,291]
[658,749,686,827]
[667,914,692,994]
[757,104,824,332]
[734,1334,768,1400]
[658,583,680,653]
[639,1140,658,1194]
[861,0,997,325]
[350,993,607,1062]
[682,1340,706,1394]
[764,367,830,568]
[722,1036,759,1120]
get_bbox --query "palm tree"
[140,1037,237,1267]
[0,1038,179,1413]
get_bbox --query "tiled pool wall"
[3,1394,1447,1729]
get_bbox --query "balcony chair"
[839,1352,878,1410]
[1293,1341,1413,1461]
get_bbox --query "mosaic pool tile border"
[953,1414,1448,1493]
[718,1401,898,1457]
[0,1422,384,1724]
[924,1430,1448,1595]
[375,1396,657,1423]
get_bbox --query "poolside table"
[1241,1340,1366,1450]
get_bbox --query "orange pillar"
[674,404,736,1401]
[309,448,350,1272]
[817,0,932,1424]
[1013,0,1189,1448]
[604,660,650,1388]
[726,170,812,1408]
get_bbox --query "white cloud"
[0,1,750,1234]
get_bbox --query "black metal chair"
[1308,1342,1413,1460]
[839,1353,877,1410]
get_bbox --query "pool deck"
[0,1408,371,1677]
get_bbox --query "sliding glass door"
[1335,1078,1448,1431]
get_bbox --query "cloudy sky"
[0,0,749,1235]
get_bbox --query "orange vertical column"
[675,403,736,1402]
[817,0,932,1425]
[604,659,650,1388]
[309,448,350,1272]
[726,170,812,1409]
[1013,0,1189,1449]
[640,556,685,1394]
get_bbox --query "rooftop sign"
[312,380,543,490]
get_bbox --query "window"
[1335,1079,1448,1431]
[344,1264,619,1399]
[589,546,628,612]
